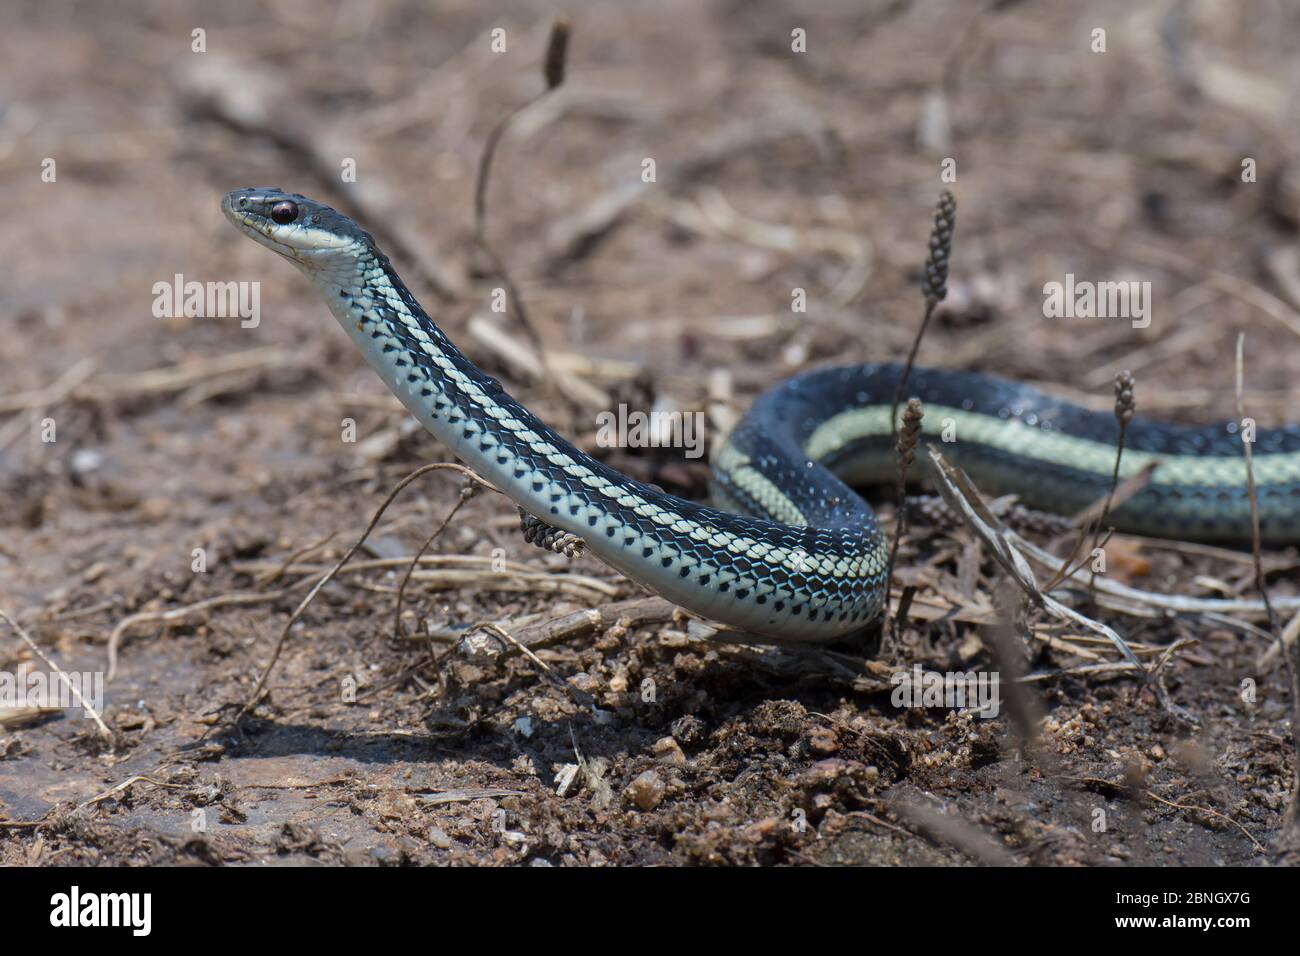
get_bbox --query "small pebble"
[653,736,686,765]
[624,770,666,811]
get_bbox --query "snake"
[222,187,1300,643]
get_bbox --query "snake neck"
[303,248,886,640]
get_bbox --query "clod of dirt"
[625,770,667,811]
[808,726,840,756]
[670,714,708,749]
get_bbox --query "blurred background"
[5,0,1300,552]
[3,0,1300,865]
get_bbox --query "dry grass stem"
[0,607,113,744]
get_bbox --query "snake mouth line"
[223,214,301,261]
[221,192,319,269]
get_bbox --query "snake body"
[223,188,1300,642]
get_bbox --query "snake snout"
[222,188,375,264]
[222,187,287,225]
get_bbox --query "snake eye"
[270,200,299,225]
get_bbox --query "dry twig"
[472,19,571,401]
[889,797,1017,866]
[107,590,290,681]
[923,445,1141,669]
[0,607,113,744]
[392,481,479,641]
[1009,532,1300,619]
[229,462,503,727]
[1238,333,1300,829]
[887,398,924,646]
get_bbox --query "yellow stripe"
[714,441,809,526]
[805,405,1300,488]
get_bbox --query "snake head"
[222,187,375,273]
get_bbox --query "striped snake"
[223,188,1300,643]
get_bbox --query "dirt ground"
[3,0,1300,866]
